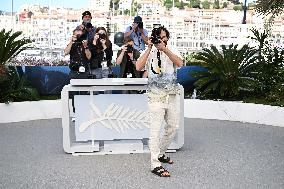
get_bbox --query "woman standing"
[89,27,113,79]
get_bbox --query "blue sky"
[0,0,250,12]
[0,0,89,12]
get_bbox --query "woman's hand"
[71,35,77,43]
[121,45,127,52]
[93,34,99,45]
[82,40,88,49]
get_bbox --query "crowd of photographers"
[65,11,184,177]
[64,10,167,81]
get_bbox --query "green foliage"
[233,5,243,11]
[202,1,211,9]
[222,2,228,8]
[0,29,39,103]
[249,28,284,95]
[123,9,130,15]
[213,0,220,9]
[0,29,32,65]
[189,44,259,99]
[109,0,120,11]
[265,80,284,104]
[189,0,201,8]
[185,52,199,66]
[255,0,284,16]
[0,67,39,103]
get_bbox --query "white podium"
[61,78,184,155]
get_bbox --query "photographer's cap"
[134,16,142,23]
[82,11,92,19]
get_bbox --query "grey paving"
[0,118,283,189]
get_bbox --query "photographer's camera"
[126,45,134,53]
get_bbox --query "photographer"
[116,36,141,79]
[77,11,96,41]
[64,29,91,79]
[89,27,113,79]
[124,16,148,52]
[64,29,91,113]
[136,26,183,177]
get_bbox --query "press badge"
[126,73,133,78]
[101,61,108,70]
[78,66,86,73]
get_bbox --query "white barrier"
[61,78,184,154]
[184,99,284,127]
[0,98,283,128]
[0,100,61,123]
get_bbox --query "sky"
[0,0,250,12]
[0,0,89,12]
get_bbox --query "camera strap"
[151,50,161,75]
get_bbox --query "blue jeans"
[90,68,112,94]
[90,68,111,79]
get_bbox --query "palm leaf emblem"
[79,103,149,133]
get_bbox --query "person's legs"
[148,102,166,170]
[91,68,102,79]
[159,94,180,157]
[102,68,112,94]
[90,69,102,94]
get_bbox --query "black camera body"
[126,45,134,53]
[76,33,87,43]
[137,22,143,29]
[98,33,106,40]
[150,28,161,44]
[150,36,161,44]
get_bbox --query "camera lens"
[126,45,133,53]
[99,33,106,39]
[151,36,160,44]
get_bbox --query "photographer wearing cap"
[77,11,96,41]
[136,26,183,177]
[89,27,113,79]
[124,16,148,52]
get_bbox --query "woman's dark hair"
[95,27,111,53]
[123,36,134,44]
[151,26,170,39]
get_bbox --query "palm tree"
[0,29,39,103]
[255,0,284,16]
[189,44,259,99]
[0,29,32,64]
[0,29,31,75]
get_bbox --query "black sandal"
[158,154,174,164]
[151,166,170,177]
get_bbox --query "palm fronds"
[0,29,32,65]
[189,44,259,99]
[255,0,284,16]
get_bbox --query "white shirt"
[139,45,182,93]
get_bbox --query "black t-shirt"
[123,55,136,78]
[89,42,113,69]
[69,42,89,71]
